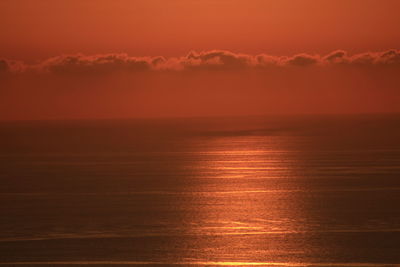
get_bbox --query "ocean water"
[0,115,400,266]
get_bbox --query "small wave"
[0,260,398,266]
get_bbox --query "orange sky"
[1,0,400,120]
[1,0,400,61]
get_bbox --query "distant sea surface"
[1,115,400,266]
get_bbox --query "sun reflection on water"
[181,135,306,263]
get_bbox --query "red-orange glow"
[1,0,400,60]
[1,0,400,120]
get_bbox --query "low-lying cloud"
[1,49,400,75]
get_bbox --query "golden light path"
[176,135,306,264]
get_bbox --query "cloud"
[379,49,400,65]
[0,59,28,74]
[38,54,153,74]
[284,53,320,66]
[323,50,348,64]
[183,50,252,70]
[1,49,399,75]
[323,49,400,66]
[0,59,10,73]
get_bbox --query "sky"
[1,0,400,120]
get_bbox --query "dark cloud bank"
[1,49,400,74]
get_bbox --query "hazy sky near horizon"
[1,0,400,120]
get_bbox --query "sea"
[0,114,399,266]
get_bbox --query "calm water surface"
[0,115,400,266]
